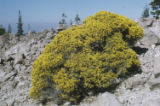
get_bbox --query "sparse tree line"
[1,0,160,36]
[0,11,81,36]
[56,13,81,32]
[59,13,81,25]
[0,10,24,36]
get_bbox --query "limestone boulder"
[80,92,123,106]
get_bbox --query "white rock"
[0,71,17,82]
[0,29,56,106]
[142,99,160,106]
[154,47,160,78]
[135,33,159,49]
[80,92,123,106]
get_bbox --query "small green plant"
[0,25,5,35]
[30,11,144,104]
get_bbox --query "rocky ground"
[0,18,160,106]
[114,18,160,106]
[0,29,56,106]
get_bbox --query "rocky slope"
[114,18,160,106]
[0,29,56,106]
[0,18,160,106]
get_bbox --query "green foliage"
[30,11,144,103]
[8,24,12,33]
[0,28,5,35]
[17,10,23,36]
[75,14,81,24]
[142,5,150,18]
[150,0,160,19]
[59,13,67,24]
[0,25,5,35]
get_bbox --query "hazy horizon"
[0,0,151,34]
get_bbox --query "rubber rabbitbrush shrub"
[30,11,144,103]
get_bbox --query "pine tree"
[0,25,5,35]
[142,5,150,18]
[17,10,23,36]
[75,14,81,25]
[59,13,67,24]
[150,0,160,19]
[8,24,12,33]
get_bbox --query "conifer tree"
[17,10,23,36]
[8,24,12,33]
[75,14,81,25]
[0,25,5,35]
[142,5,150,18]
[150,0,160,19]
[59,13,67,24]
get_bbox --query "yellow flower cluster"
[29,11,144,103]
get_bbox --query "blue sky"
[0,0,151,33]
